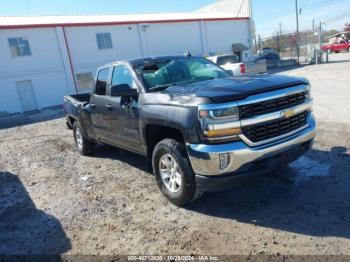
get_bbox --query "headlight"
[198,105,241,139]
[305,85,312,99]
[199,106,239,120]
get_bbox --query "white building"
[0,1,253,115]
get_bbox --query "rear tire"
[152,139,201,207]
[73,121,95,156]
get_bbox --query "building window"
[76,73,94,90]
[8,37,31,57]
[96,33,113,50]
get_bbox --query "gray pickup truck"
[63,55,316,206]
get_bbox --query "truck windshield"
[135,57,230,92]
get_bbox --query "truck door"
[89,67,111,141]
[103,65,142,151]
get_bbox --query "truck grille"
[242,111,309,143]
[239,92,307,119]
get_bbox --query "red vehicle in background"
[322,40,350,53]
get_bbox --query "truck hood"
[161,75,308,103]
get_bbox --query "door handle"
[106,104,113,111]
[90,103,96,109]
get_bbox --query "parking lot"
[1,52,350,255]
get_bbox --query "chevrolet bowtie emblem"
[282,109,296,118]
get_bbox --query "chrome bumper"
[187,114,317,176]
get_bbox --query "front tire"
[152,139,201,206]
[73,121,95,155]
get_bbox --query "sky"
[0,0,349,38]
[253,0,350,38]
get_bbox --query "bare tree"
[344,23,350,38]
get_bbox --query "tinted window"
[216,55,238,65]
[95,68,109,95]
[112,66,135,88]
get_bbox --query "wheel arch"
[144,124,187,158]
[67,115,76,127]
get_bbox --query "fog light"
[219,153,230,170]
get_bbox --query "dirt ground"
[1,53,350,256]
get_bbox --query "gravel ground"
[1,53,350,256]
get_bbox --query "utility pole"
[278,22,282,55]
[295,0,300,64]
[254,33,257,54]
[258,35,261,53]
[248,0,254,57]
[312,19,315,46]
[319,22,323,62]
[279,22,282,36]
[313,19,317,64]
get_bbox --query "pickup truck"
[63,55,316,206]
[207,54,267,76]
[322,40,350,53]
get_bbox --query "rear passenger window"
[95,68,109,95]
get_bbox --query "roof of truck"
[130,55,198,65]
[99,54,200,69]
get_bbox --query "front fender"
[141,104,200,144]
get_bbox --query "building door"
[16,80,38,112]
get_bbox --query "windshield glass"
[135,57,230,91]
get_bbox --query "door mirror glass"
[110,84,138,97]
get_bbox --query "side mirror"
[110,84,138,97]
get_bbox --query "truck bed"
[63,93,91,120]
[64,93,91,106]
[245,60,267,75]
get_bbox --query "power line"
[255,0,346,23]
[301,0,336,9]
[325,11,350,23]
[255,9,293,23]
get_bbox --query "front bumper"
[186,114,317,177]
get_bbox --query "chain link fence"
[255,27,344,66]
